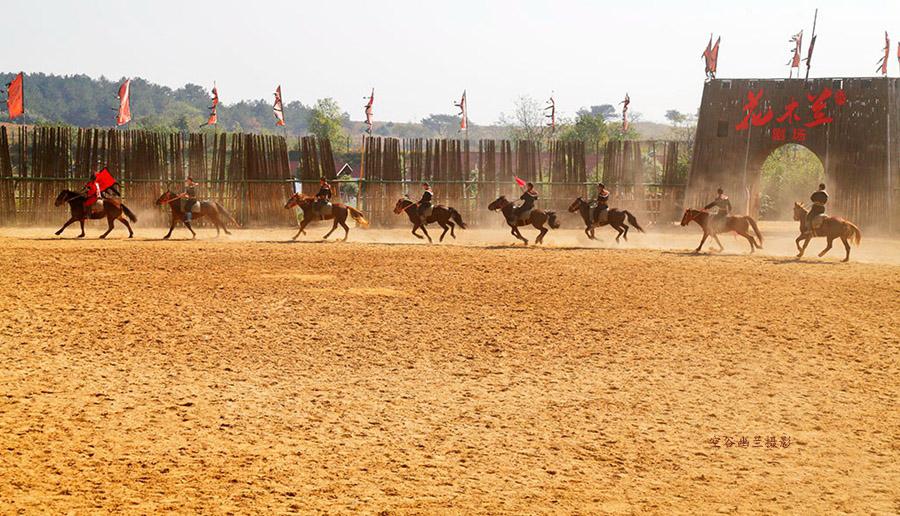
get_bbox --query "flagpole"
[805,9,818,80]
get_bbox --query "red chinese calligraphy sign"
[735,86,848,143]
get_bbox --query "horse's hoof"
[99,235,106,239]
[54,231,62,236]
[129,234,133,239]
[842,258,849,263]
[77,234,85,238]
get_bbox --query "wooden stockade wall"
[0,125,689,228]
[0,126,292,226]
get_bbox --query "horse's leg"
[78,219,86,238]
[536,225,548,245]
[621,223,629,242]
[711,233,725,252]
[411,223,424,239]
[184,220,196,239]
[163,217,176,239]
[694,231,708,253]
[737,230,756,253]
[818,236,834,258]
[339,220,350,241]
[56,217,76,236]
[119,217,134,238]
[797,236,812,258]
[438,221,450,242]
[323,219,339,239]
[511,225,528,245]
[840,235,851,262]
[99,215,115,239]
[292,220,309,240]
[613,223,624,243]
[420,224,432,244]
[447,221,456,239]
[584,226,593,240]
[795,234,805,252]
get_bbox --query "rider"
[510,182,538,224]
[595,182,610,223]
[704,188,731,226]
[417,182,434,222]
[183,177,199,222]
[315,177,333,219]
[808,183,828,233]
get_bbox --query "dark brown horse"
[284,193,369,241]
[488,196,559,245]
[567,197,644,242]
[681,208,763,254]
[393,197,467,243]
[793,202,861,262]
[155,190,238,239]
[54,189,137,238]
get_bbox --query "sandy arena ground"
[0,222,898,513]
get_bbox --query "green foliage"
[760,144,824,220]
[307,98,349,152]
[421,114,460,138]
[559,108,610,147]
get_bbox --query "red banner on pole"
[273,85,285,126]
[6,72,24,120]
[116,79,132,126]
[455,90,467,131]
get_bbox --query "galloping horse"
[567,197,644,242]
[54,189,137,238]
[488,196,559,245]
[680,209,763,254]
[284,193,369,241]
[155,190,238,239]
[393,197,467,243]
[793,202,861,262]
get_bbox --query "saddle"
[810,213,827,230]
[509,207,532,224]
[592,207,609,224]
[421,205,434,218]
[187,200,202,213]
[315,201,332,218]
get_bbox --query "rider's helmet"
[717,187,724,195]
[818,183,826,190]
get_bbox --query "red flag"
[787,31,803,72]
[273,85,285,126]
[84,167,117,205]
[805,34,817,69]
[702,35,720,79]
[877,32,890,76]
[363,88,374,134]
[513,175,526,187]
[202,83,219,127]
[454,90,467,131]
[6,72,23,120]
[116,79,132,126]
[897,41,900,70]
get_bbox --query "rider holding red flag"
[82,167,119,212]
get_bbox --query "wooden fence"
[0,126,689,228]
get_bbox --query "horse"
[284,193,369,241]
[54,189,137,238]
[488,196,560,245]
[792,202,861,262]
[155,190,238,239]
[567,197,645,242]
[393,197,467,243]
[680,209,763,254]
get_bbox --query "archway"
[758,144,824,220]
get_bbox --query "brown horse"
[680,209,763,254]
[393,197,467,243]
[792,202,861,262]
[284,193,369,241]
[54,189,137,238]
[567,197,644,242]
[488,196,560,245]
[155,190,238,239]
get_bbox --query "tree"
[421,114,459,138]
[307,98,349,152]
[665,110,687,126]
[498,95,546,142]
[559,108,610,147]
[590,104,618,120]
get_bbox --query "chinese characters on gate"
[736,87,847,143]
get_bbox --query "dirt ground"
[0,223,898,514]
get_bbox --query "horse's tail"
[215,201,241,228]
[448,207,467,229]
[547,211,560,229]
[121,204,138,223]
[747,216,763,248]
[623,210,645,233]
[348,206,370,228]
[846,221,862,246]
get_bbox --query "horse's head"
[284,192,302,209]
[393,197,412,214]
[792,202,807,221]
[155,190,177,206]
[488,196,508,211]
[568,197,584,213]
[54,190,71,207]
[680,208,697,226]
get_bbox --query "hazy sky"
[3,0,898,124]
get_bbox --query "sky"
[3,0,899,124]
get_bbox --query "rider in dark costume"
[183,177,199,222]
[510,182,538,224]
[417,182,433,222]
[595,182,610,223]
[808,183,828,233]
[315,177,333,219]
[704,188,732,227]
